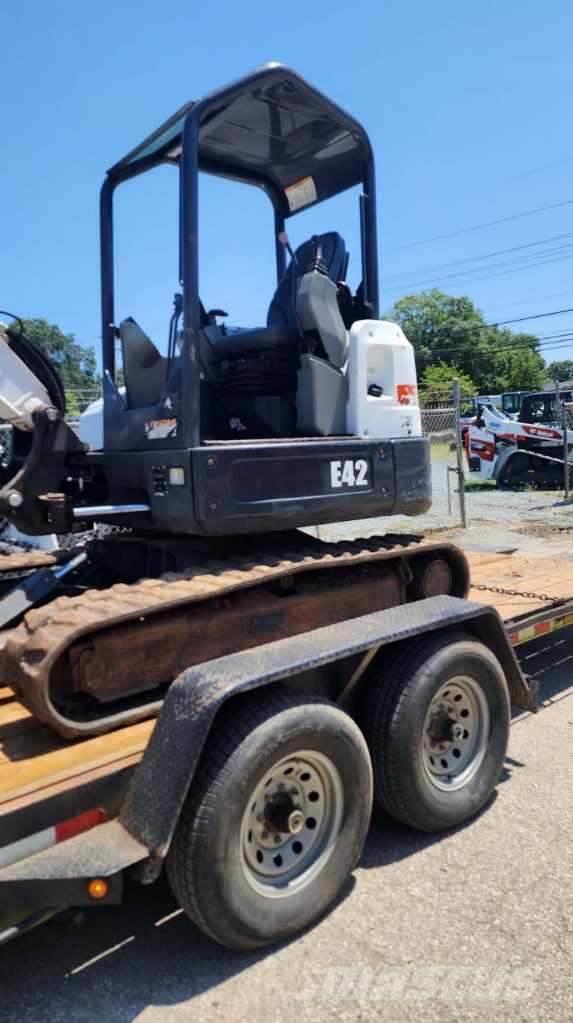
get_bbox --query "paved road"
[1,631,571,1023]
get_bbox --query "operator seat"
[202,231,348,360]
[200,232,350,438]
[293,234,350,435]
[267,231,348,331]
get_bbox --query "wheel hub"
[422,677,490,791]
[241,751,343,895]
[263,791,305,836]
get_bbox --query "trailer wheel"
[166,688,372,950]
[362,633,510,832]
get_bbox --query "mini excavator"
[0,64,468,738]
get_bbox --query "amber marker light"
[87,878,109,900]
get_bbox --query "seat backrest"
[267,232,348,330]
[119,318,168,409]
[296,266,349,369]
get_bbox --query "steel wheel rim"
[422,676,490,792]
[240,750,344,898]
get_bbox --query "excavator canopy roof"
[107,63,373,217]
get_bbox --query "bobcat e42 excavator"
[0,65,537,954]
[0,64,471,745]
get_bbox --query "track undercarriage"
[0,531,469,739]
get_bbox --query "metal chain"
[472,582,562,604]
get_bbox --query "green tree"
[387,289,546,393]
[546,359,573,383]
[481,335,547,392]
[20,318,98,392]
[421,362,476,395]
[64,390,81,417]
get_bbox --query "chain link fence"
[414,384,468,531]
[64,388,102,417]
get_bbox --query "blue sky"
[3,0,573,371]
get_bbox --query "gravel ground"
[312,458,573,542]
[0,628,571,1023]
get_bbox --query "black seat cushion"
[267,232,347,330]
[202,325,300,363]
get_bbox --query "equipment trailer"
[0,65,561,950]
[5,544,571,949]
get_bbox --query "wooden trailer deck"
[1,549,572,825]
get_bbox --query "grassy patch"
[463,480,496,492]
[430,441,456,463]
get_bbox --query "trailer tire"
[362,633,510,832]
[166,688,373,950]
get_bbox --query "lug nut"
[288,810,305,835]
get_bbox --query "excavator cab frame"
[100,62,379,450]
[1,64,431,537]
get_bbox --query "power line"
[384,245,573,293]
[384,232,573,285]
[479,288,573,317]
[392,306,573,346]
[493,307,573,327]
[412,324,573,359]
[505,152,573,183]
[423,336,573,364]
[421,330,573,358]
[394,198,573,251]
[436,251,573,289]
[427,331,573,356]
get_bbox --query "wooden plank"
[470,552,573,585]
[0,700,33,729]
[0,717,155,804]
[468,550,573,621]
[461,552,517,569]
[0,751,142,818]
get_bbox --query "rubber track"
[0,535,468,738]
[0,549,57,572]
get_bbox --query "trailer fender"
[120,596,533,861]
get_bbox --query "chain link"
[472,582,563,604]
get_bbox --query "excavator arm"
[0,321,85,534]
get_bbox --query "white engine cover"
[78,387,126,451]
[346,320,422,439]
[78,395,104,450]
